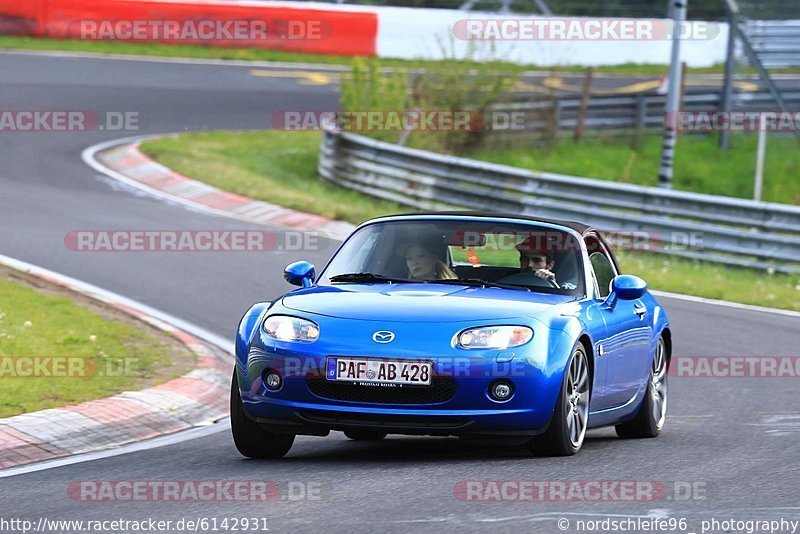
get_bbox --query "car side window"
[585,235,618,298]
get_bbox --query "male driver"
[517,236,558,283]
[497,235,578,290]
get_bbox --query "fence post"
[574,66,594,142]
[719,0,739,150]
[634,95,647,146]
[676,61,688,141]
[548,97,562,143]
[658,0,688,189]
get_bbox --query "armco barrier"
[491,90,800,139]
[0,0,378,56]
[319,130,800,274]
[0,0,730,66]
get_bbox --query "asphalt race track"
[1,51,799,532]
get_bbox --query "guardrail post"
[719,0,739,150]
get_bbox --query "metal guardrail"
[743,20,800,68]
[319,130,800,273]
[491,90,800,136]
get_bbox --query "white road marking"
[0,419,229,479]
[82,134,257,223]
[0,49,348,71]
[748,413,800,436]
[652,290,800,319]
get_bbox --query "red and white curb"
[82,135,355,240]
[0,254,232,470]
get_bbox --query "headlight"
[457,326,532,350]
[263,315,319,342]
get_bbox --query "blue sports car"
[231,212,671,457]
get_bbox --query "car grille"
[297,411,470,430]
[306,375,457,405]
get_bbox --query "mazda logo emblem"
[372,331,395,343]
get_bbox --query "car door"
[586,236,653,411]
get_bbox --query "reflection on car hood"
[281,283,576,323]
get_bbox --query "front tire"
[230,370,295,458]
[615,336,668,439]
[529,344,590,456]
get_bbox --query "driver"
[511,236,578,290]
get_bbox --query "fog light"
[490,380,513,401]
[264,370,282,391]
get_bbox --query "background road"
[1,51,798,532]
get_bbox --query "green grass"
[0,272,193,418]
[140,130,408,225]
[139,129,800,311]
[4,35,796,75]
[472,134,800,205]
[617,251,800,310]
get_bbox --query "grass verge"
[139,130,800,311]
[0,266,195,418]
[3,35,794,76]
[471,133,800,205]
[140,130,409,225]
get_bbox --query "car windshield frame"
[316,217,588,297]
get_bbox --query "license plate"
[326,357,432,386]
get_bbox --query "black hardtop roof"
[380,211,593,235]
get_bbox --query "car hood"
[281,283,576,323]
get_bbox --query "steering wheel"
[535,274,560,289]
[496,271,560,289]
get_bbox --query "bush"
[340,43,519,154]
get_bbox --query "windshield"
[317,219,585,296]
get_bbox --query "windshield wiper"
[430,278,531,291]
[329,272,415,284]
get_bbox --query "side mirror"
[284,261,315,288]
[604,275,647,309]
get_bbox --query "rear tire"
[344,430,387,441]
[615,336,668,439]
[230,370,295,459]
[529,344,590,456]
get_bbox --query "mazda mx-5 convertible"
[231,212,671,457]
